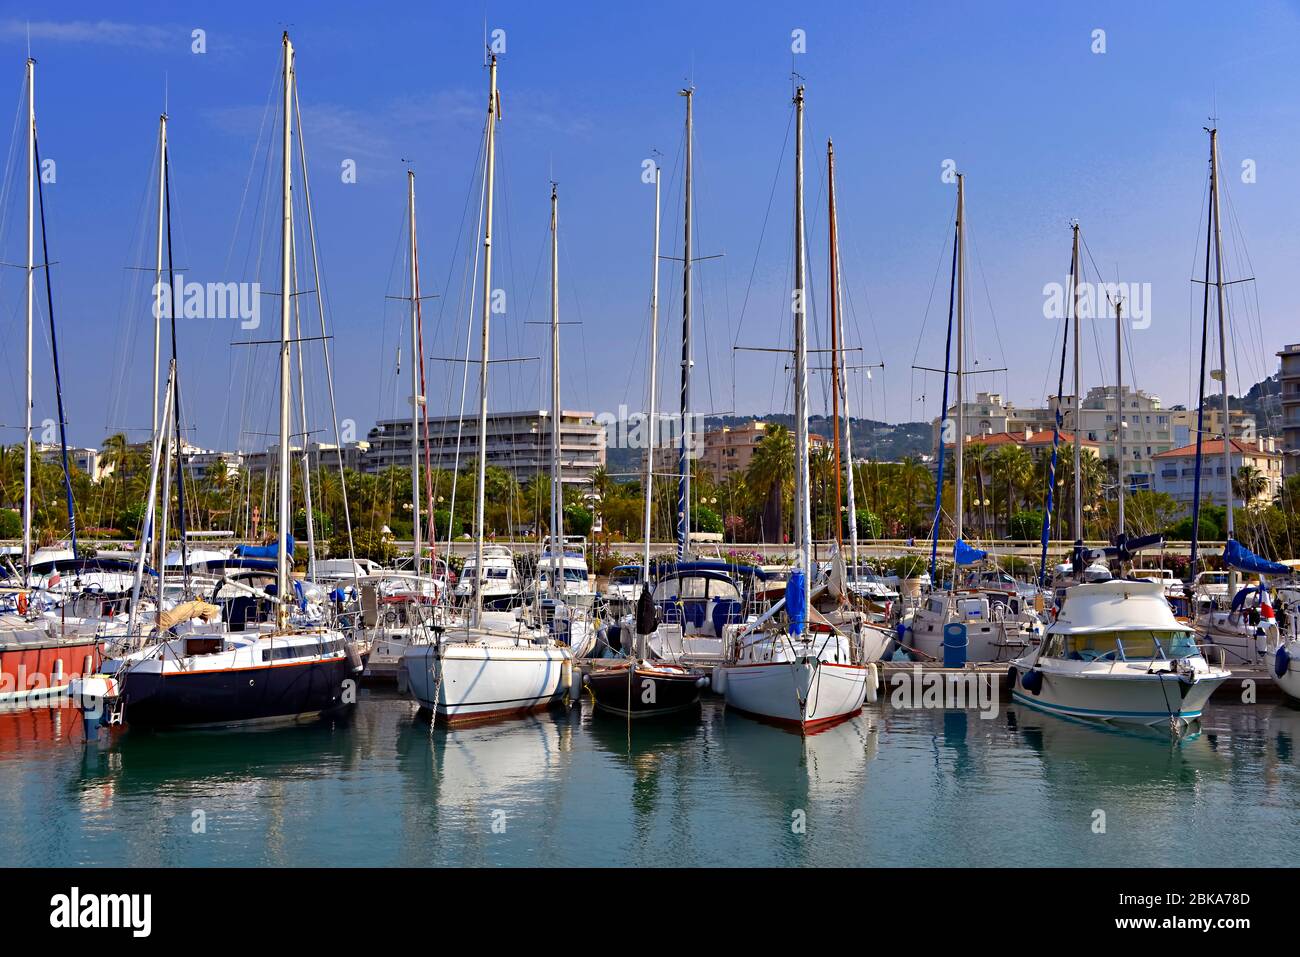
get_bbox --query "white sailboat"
[401,57,575,726]
[903,175,1039,663]
[719,86,868,733]
[1186,128,1288,665]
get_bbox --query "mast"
[408,170,422,577]
[953,173,965,545]
[642,165,661,582]
[1115,297,1125,536]
[472,54,500,627]
[828,140,842,552]
[153,116,167,465]
[129,362,175,646]
[548,183,562,601]
[1209,128,1234,542]
[151,112,167,567]
[792,85,811,584]
[1070,222,1082,542]
[677,88,694,561]
[22,58,33,571]
[828,141,859,575]
[1189,132,1216,569]
[276,32,294,630]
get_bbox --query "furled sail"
[1222,539,1291,577]
[953,539,987,566]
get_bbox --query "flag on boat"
[953,539,987,566]
[1221,539,1291,577]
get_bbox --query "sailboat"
[1,56,102,705]
[355,171,454,682]
[718,86,868,733]
[811,138,893,663]
[1184,128,1292,664]
[400,56,577,726]
[69,34,357,731]
[587,151,708,718]
[902,174,1040,663]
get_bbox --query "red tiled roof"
[1154,438,1279,459]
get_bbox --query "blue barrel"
[943,622,968,668]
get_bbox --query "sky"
[0,0,1298,453]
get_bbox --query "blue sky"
[0,1,1298,452]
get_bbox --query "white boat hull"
[908,617,1029,662]
[722,659,867,732]
[1277,639,1300,704]
[403,639,570,724]
[1011,667,1227,727]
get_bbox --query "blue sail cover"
[235,535,295,560]
[953,539,987,566]
[1222,539,1291,576]
[787,568,807,636]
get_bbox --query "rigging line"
[442,107,490,566]
[32,135,77,552]
[732,105,794,349]
[294,79,358,573]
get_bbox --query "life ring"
[16,591,27,615]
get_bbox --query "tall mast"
[1070,222,1082,542]
[151,112,167,567]
[152,114,167,477]
[953,173,965,545]
[276,32,294,630]
[828,141,859,574]
[676,88,694,561]
[22,58,33,571]
[827,140,842,552]
[1115,297,1125,536]
[408,170,422,576]
[792,85,811,583]
[642,165,661,582]
[548,183,562,601]
[1209,128,1234,541]
[472,54,500,627]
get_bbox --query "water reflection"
[0,693,1295,867]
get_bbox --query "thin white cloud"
[0,19,177,50]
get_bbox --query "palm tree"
[746,424,795,544]
[1233,464,1268,509]
[991,443,1032,537]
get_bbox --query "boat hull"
[105,655,355,729]
[908,618,1028,663]
[403,641,569,725]
[1277,640,1300,705]
[722,659,867,732]
[1010,667,1227,727]
[0,631,101,705]
[587,664,703,718]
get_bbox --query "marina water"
[2,694,1297,867]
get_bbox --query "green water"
[1,692,1297,867]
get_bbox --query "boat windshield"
[542,568,589,584]
[610,569,641,585]
[1043,629,1199,661]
